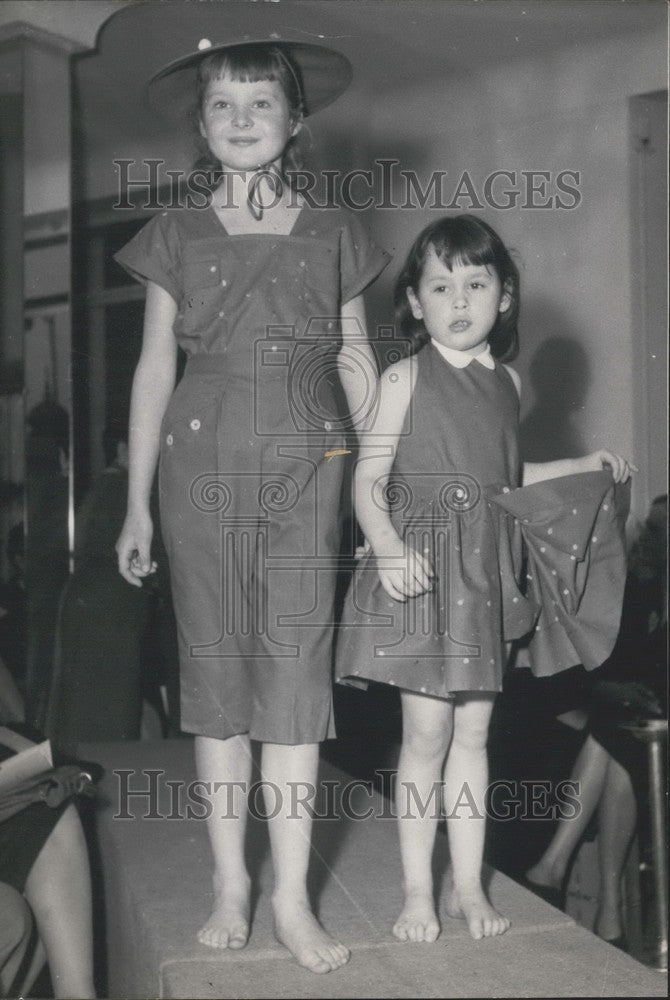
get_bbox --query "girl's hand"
[116,510,157,587]
[354,538,372,561]
[374,534,434,602]
[582,449,637,483]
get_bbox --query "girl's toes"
[425,922,440,943]
[468,919,484,940]
[333,942,350,965]
[393,920,408,941]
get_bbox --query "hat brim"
[148,39,352,122]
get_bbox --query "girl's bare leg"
[443,693,510,939]
[196,733,252,948]
[594,755,636,941]
[526,734,609,890]
[261,742,350,973]
[393,691,453,943]
[24,803,95,998]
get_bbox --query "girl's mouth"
[449,320,471,332]
[228,138,259,146]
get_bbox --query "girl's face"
[199,75,300,172]
[407,246,511,356]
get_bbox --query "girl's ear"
[406,286,423,320]
[198,118,207,140]
[289,116,303,138]
[498,281,513,314]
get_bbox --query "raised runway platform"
[84,740,667,998]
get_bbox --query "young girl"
[115,37,389,974]
[336,215,633,943]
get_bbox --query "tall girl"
[115,38,389,973]
[337,215,632,943]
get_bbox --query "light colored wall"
[352,28,666,517]
[20,7,666,519]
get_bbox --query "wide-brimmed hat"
[148,33,352,122]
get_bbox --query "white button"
[190,419,201,431]
[166,434,173,445]
[271,345,278,352]
[324,421,332,431]
[221,279,227,287]
[218,311,225,317]
[299,260,306,267]
[198,38,212,50]
[463,658,470,664]
[209,265,216,272]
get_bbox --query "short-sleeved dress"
[335,342,629,697]
[115,203,390,743]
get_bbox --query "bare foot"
[594,896,623,942]
[273,896,350,974]
[197,873,251,950]
[444,870,510,940]
[393,889,440,943]
[525,861,562,891]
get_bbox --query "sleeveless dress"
[335,342,630,697]
[115,203,390,743]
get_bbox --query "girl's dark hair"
[394,215,520,361]
[192,45,305,189]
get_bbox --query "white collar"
[430,339,495,370]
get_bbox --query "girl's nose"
[232,108,253,128]
[453,289,468,308]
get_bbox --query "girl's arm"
[337,296,378,438]
[116,282,178,587]
[523,451,634,486]
[353,358,433,602]
[504,366,634,486]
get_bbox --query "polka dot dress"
[336,345,629,697]
[115,202,390,743]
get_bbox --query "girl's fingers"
[598,450,636,482]
[380,574,406,602]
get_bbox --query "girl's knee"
[403,723,450,761]
[452,696,494,752]
[452,717,490,753]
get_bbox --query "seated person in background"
[0,524,27,710]
[0,727,96,997]
[525,495,667,948]
[48,424,150,748]
[0,881,33,997]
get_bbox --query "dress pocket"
[181,259,226,334]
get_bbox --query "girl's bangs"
[429,231,495,272]
[199,47,285,88]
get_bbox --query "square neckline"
[208,201,307,239]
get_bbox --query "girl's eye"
[254,100,270,108]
